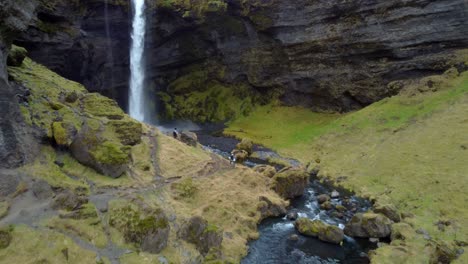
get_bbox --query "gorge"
[0,0,467,263]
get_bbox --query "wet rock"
[330,190,340,199]
[233,149,249,163]
[31,179,53,200]
[374,203,401,223]
[257,196,287,220]
[294,218,344,244]
[109,200,170,254]
[178,216,223,255]
[272,167,308,199]
[286,211,299,221]
[7,45,27,67]
[320,201,333,210]
[344,213,392,238]
[369,238,379,243]
[289,234,299,241]
[236,138,253,154]
[317,194,330,204]
[52,190,87,211]
[253,165,276,178]
[179,131,198,147]
[335,205,346,212]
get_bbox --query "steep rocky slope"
[0,54,287,263]
[15,0,468,122]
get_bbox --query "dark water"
[161,122,376,264]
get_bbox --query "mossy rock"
[390,223,416,241]
[178,216,223,256]
[0,228,13,249]
[344,213,392,238]
[109,119,142,146]
[52,122,77,147]
[7,45,27,67]
[374,203,401,223]
[272,167,309,199]
[81,93,124,120]
[253,165,276,178]
[70,123,130,178]
[109,199,170,254]
[236,138,253,154]
[294,218,344,244]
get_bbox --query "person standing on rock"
[173,128,178,139]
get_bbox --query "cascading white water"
[129,0,146,122]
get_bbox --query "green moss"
[172,177,197,198]
[109,119,143,146]
[81,93,125,120]
[0,201,9,219]
[52,122,76,146]
[91,141,130,166]
[108,200,168,246]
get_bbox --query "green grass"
[225,70,468,262]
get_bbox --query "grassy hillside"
[0,57,286,264]
[226,69,468,262]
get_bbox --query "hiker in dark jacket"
[173,128,178,139]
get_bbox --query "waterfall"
[129,0,147,122]
[104,0,115,90]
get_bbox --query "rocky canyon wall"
[14,0,468,121]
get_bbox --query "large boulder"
[294,218,344,244]
[109,199,170,254]
[236,138,253,154]
[253,165,276,178]
[344,213,392,238]
[257,196,287,220]
[108,119,142,146]
[70,123,130,178]
[233,149,249,163]
[179,131,198,147]
[272,167,309,199]
[178,216,223,256]
[374,203,401,223]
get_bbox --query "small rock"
[335,205,346,212]
[286,211,299,221]
[320,201,333,210]
[369,238,379,243]
[317,194,330,204]
[289,234,299,241]
[330,190,340,199]
[7,45,27,66]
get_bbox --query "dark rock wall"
[13,0,468,118]
[0,0,38,168]
[15,0,131,110]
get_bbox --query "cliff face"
[0,0,38,168]
[15,0,131,109]
[16,0,468,121]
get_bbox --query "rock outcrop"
[272,167,309,199]
[14,0,468,123]
[344,212,393,238]
[0,0,38,168]
[178,216,223,256]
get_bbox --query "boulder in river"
[344,213,392,238]
[233,149,249,163]
[317,194,330,204]
[257,196,287,220]
[330,190,340,199]
[320,201,333,210]
[294,218,344,244]
[272,167,309,199]
[236,138,253,154]
[179,131,198,147]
